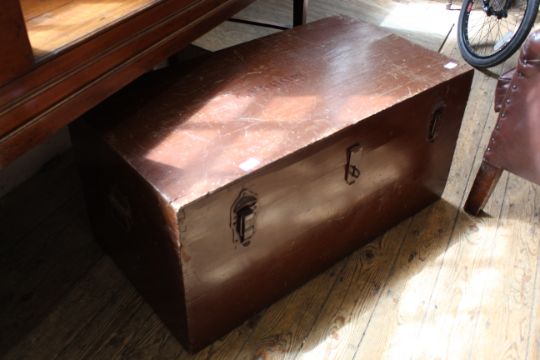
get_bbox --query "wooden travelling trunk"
[71,16,473,351]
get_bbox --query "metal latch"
[345,144,363,185]
[231,190,258,246]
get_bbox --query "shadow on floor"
[0,152,478,358]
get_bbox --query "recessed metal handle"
[108,184,132,232]
[428,103,445,142]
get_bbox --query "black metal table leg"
[229,0,309,29]
[293,0,309,26]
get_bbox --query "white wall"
[0,127,71,198]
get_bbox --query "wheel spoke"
[462,0,532,59]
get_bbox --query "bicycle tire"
[458,0,539,68]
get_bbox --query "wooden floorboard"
[2,0,540,359]
[0,152,80,253]
[194,0,453,52]
[0,189,103,358]
[526,199,540,360]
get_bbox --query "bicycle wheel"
[458,0,539,68]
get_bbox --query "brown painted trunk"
[71,16,473,352]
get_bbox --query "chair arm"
[485,29,540,185]
[493,30,540,113]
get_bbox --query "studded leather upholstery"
[484,30,540,185]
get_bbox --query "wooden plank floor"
[2,0,540,359]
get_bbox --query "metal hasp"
[345,144,363,185]
[293,0,309,26]
[231,190,258,246]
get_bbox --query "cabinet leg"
[293,0,309,26]
[464,161,503,216]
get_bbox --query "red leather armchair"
[465,30,540,215]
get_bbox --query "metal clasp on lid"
[231,190,258,247]
[345,144,363,185]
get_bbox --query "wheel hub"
[482,0,509,18]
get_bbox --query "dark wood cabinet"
[0,0,259,167]
[0,0,34,85]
